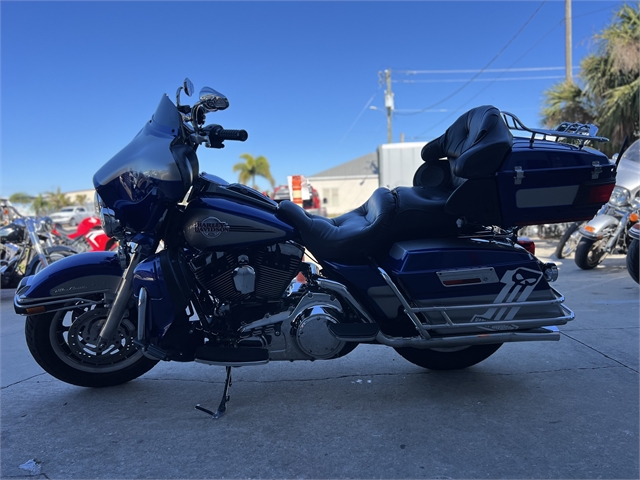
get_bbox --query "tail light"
[517,237,535,255]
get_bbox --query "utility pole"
[565,0,572,82]
[384,69,394,143]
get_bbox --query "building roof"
[309,152,378,179]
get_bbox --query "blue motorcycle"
[14,79,615,417]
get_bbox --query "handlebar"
[199,124,248,149]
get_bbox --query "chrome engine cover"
[240,292,346,361]
[292,306,344,360]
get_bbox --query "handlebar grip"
[210,127,248,142]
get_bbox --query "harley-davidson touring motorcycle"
[14,79,616,417]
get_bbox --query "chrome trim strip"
[375,328,561,348]
[411,294,565,313]
[15,289,112,306]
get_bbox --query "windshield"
[94,94,183,190]
[620,139,640,165]
[92,94,194,234]
[59,208,73,212]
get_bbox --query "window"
[323,188,339,206]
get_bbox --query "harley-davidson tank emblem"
[194,217,230,239]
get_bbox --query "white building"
[308,153,379,217]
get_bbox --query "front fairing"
[93,95,196,234]
[616,140,640,194]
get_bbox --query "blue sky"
[1,0,625,197]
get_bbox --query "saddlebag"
[381,237,572,334]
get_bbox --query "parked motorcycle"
[14,80,616,417]
[626,223,639,283]
[1,216,77,288]
[52,216,118,252]
[574,139,640,270]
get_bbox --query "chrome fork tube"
[605,212,631,253]
[96,249,143,351]
[25,218,48,270]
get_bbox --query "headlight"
[95,193,123,238]
[609,186,630,207]
[632,194,640,210]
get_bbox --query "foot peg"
[329,322,380,342]
[194,346,269,366]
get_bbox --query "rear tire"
[394,343,503,370]
[627,239,639,284]
[25,305,158,388]
[555,222,582,259]
[575,237,608,270]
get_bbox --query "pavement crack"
[1,373,48,390]
[561,332,639,373]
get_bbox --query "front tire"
[627,239,639,284]
[26,247,76,276]
[25,305,158,387]
[555,222,582,259]
[575,237,608,270]
[394,343,503,370]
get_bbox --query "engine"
[189,242,304,302]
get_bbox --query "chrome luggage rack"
[500,111,609,148]
[378,267,574,343]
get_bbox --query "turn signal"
[584,225,596,233]
[630,212,639,223]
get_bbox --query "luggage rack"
[500,111,609,148]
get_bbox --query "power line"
[396,66,574,75]
[409,15,566,139]
[400,0,548,116]
[397,75,566,84]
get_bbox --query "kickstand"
[195,366,232,419]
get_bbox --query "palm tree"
[232,154,276,190]
[8,192,34,205]
[45,187,71,211]
[541,4,639,156]
[31,194,50,216]
[74,194,88,206]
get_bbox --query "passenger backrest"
[419,105,513,185]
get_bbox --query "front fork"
[604,212,632,253]
[96,246,145,351]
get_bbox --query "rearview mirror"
[183,78,194,97]
[199,86,229,112]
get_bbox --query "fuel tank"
[183,196,295,250]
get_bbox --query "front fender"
[14,251,123,316]
[580,214,620,240]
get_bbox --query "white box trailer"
[377,142,425,189]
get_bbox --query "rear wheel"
[575,237,608,270]
[627,239,639,284]
[25,304,158,387]
[394,343,503,370]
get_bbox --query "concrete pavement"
[1,239,638,479]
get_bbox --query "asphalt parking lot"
[1,239,638,479]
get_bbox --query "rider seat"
[276,105,514,263]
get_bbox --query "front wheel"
[394,343,503,370]
[25,304,158,387]
[555,222,582,259]
[627,239,639,284]
[26,247,76,276]
[575,237,608,270]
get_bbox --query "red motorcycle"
[52,217,117,252]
